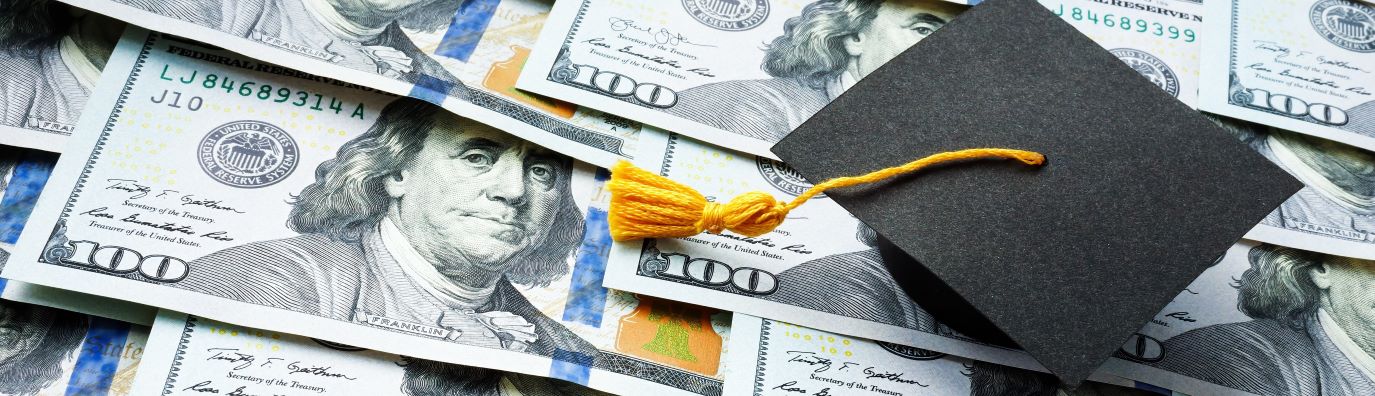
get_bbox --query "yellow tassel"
[607,148,1045,241]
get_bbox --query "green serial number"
[1047,3,1196,43]
[158,64,365,119]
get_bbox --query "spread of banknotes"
[0,146,147,396]
[0,0,1370,395]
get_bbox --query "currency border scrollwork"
[466,88,629,156]
[1225,71,1254,108]
[634,135,682,284]
[546,0,590,84]
[659,133,682,178]
[1225,0,1243,101]
[1224,3,1288,119]
[546,0,594,89]
[752,319,773,396]
[558,0,597,48]
[41,220,73,265]
[39,32,158,267]
[160,315,201,395]
[593,351,723,396]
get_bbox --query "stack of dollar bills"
[0,0,1368,394]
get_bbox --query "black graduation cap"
[771,0,1301,386]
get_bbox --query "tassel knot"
[695,192,791,237]
[608,148,1045,241]
[698,201,729,234]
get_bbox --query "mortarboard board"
[770,0,1302,386]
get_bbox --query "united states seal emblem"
[198,121,299,188]
[1110,48,1180,98]
[682,0,769,31]
[756,157,816,197]
[1310,0,1375,53]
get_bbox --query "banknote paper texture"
[725,314,1009,396]
[517,0,968,158]
[725,315,1160,396]
[59,0,648,166]
[3,28,731,396]
[0,3,122,152]
[1039,0,1203,108]
[1210,116,1375,260]
[603,130,1044,373]
[0,282,148,396]
[1199,0,1375,152]
[131,311,610,396]
[1103,241,1375,396]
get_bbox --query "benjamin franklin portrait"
[1214,116,1375,244]
[0,0,120,135]
[1152,244,1375,395]
[0,300,89,395]
[665,0,962,143]
[178,98,597,363]
[766,222,939,331]
[115,0,466,88]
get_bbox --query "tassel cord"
[781,148,1045,212]
[607,148,1045,241]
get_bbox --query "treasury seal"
[1310,0,1375,53]
[756,157,816,197]
[878,342,946,361]
[682,0,769,31]
[1110,48,1180,98]
[197,121,299,188]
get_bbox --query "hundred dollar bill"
[1101,241,1375,395]
[1206,116,1375,260]
[516,0,968,158]
[1198,0,1375,152]
[1038,0,1203,108]
[0,281,148,396]
[604,130,1046,373]
[131,311,610,396]
[726,314,1166,396]
[3,28,731,395]
[0,1,122,152]
[58,0,647,166]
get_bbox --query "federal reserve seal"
[682,0,769,31]
[1310,0,1375,53]
[877,342,946,361]
[756,157,816,197]
[198,121,299,188]
[1110,48,1180,98]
